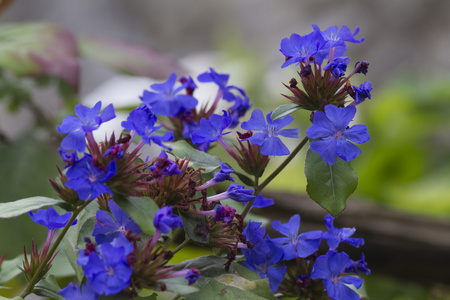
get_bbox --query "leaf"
[0,297,23,300]
[304,149,358,216]
[168,255,276,300]
[160,277,199,295]
[171,140,222,173]
[0,197,64,219]
[113,195,159,236]
[0,22,79,90]
[271,104,301,121]
[34,275,64,300]
[234,171,255,187]
[0,254,24,285]
[78,36,185,80]
[179,212,210,245]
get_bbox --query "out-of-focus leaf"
[271,103,301,121]
[0,22,79,90]
[113,195,159,236]
[167,255,276,300]
[78,36,185,79]
[305,149,358,216]
[34,275,64,300]
[0,197,64,219]
[171,140,221,173]
[179,212,209,245]
[0,255,23,285]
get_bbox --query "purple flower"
[141,73,198,117]
[122,106,174,149]
[280,31,326,68]
[58,148,78,169]
[83,236,133,296]
[241,109,300,156]
[92,200,141,244]
[213,162,234,183]
[323,57,350,78]
[312,25,365,48]
[190,110,232,145]
[353,81,373,104]
[322,214,364,249]
[207,184,256,203]
[197,68,244,101]
[65,154,116,200]
[185,268,201,285]
[59,281,98,300]
[29,207,77,230]
[271,214,322,260]
[251,195,274,208]
[213,205,236,223]
[148,150,182,178]
[229,94,252,128]
[57,101,115,152]
[345,253,371,275]
[311,250,364,300]
[153,206,183,234]
[306,105,370,165]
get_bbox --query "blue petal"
[336,140,362,162]
[310,136,337,165]
[246,132,267,146]
[324,105,356,131]
[306,111,335,139]
[277,128,300,138]
[272,214,300,238]
[260,137,290,156]
[241,109,267,131]
[344,125,370,144]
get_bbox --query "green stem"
[240,136,309,220]
[20,200,92,298]
[172,237,191,254]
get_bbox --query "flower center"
[334,130,343,139]
[88,173,98,183]
[106,266,115,276]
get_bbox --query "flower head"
[57,101,115,152]
[241,109,300,156]
[323,57,350,78]
[92,200,141,244]
[147,150,182,178]
[345,253,371,275]
[197,68,243,101]
[59,281,98,300]
[29,207,77,230]
[280,31,326,68]
[191,110,232,146]
[65,154,116,200]
[153,206,183,234]
[322,214,364,249]
[306,105,369,165]
[141,73,198,117]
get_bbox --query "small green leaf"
[0,197,64,219]
[179,212,210,245]
[234,171,255,187]
[169,255,276,300]
[305,149,358,216]
[34,275,64,300]
[0,254,24,285]
[113,195,159,235]
[171,140,222,173]
[271,104,301,120]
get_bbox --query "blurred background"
[0,1,449,299]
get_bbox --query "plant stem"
[20,200,92,298]
[172,237,191,254]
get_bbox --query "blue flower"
[213,162,234,183]
[185,268,201,285]
[197,68,244,101]
[29,207,77,230]
[229,94,252,128]
[322,214,364,249]
[92,200,141,244]
[271,214,322,260]
[83,236,133,296]
[306,105,370,165]
[311,250,364,300]
[121,106,174,149]
[141,73,198,117]
[312,25,365,48]
[323,57,350,78]
[57,101,115,152]
[213,205,236,223]
[280,30,326,68]
[153,206,183,234]
[241,109,300,156]
[65,154,116,200]
[207,184,256,203]
[148,150,182,178]
[252,195,274,208]
[353,81,373,104]
[345,253,371,275]
[59,281,98,300]
[58,148,78,169]
[190,110,232,146]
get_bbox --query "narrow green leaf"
[0,197,64,218]
[171,140,221,173]
[169,255,276,300]
[271,104,301,121]
[113,195,159,235]
[179,212,210,245]
[234,171,255,187]
[0,254,24,285]
[34,275,64,300]
[305,149,358,216]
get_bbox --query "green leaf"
[0,297,23,300]
[34,275,64,300]
[271,104,301,121]
[160,277,199,295]
[113,195,159,236]
[234,171,255,187]
[0,254,23,285]
[305,149,358,216]
[78,36,185,80]
[171,140,222,173]
[168,255,276,300]
[0,197,64,219]
[179,212,210,245]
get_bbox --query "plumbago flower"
[322,214,365,249]
[353,81,373,104]
[306,104,370,165]
[241,109,300,156]
[197,67,245,101]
